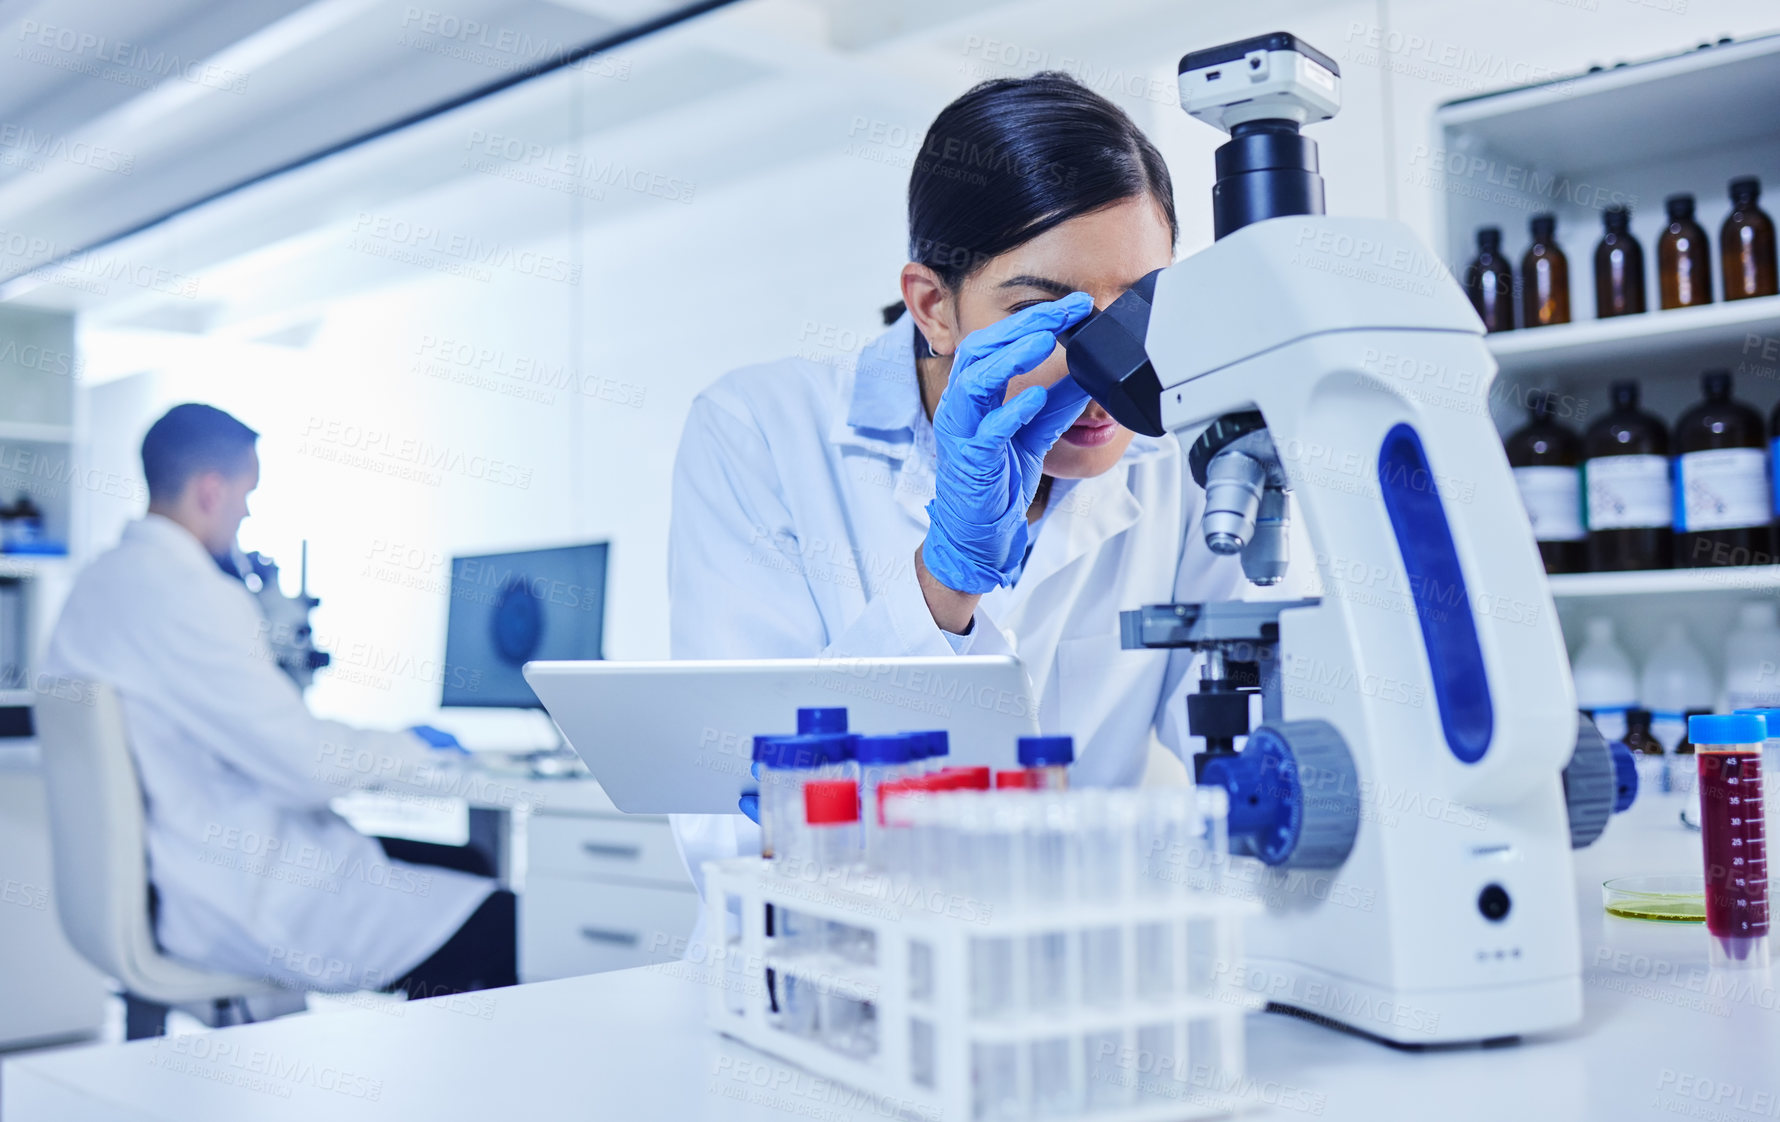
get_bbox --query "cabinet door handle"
[580,841,642,860]
[579,927,639,947]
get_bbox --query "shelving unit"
[1548,566,1780,600]
[1431,35,1780,679]
[0,307,78,733]
[1487,293,1780,385]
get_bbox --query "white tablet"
[522,657,1040,814]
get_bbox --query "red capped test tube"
[1687,714,1769,970]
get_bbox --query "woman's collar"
[841,313,924,436]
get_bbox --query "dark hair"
[883,71,1178,324]
[141,403,258,503]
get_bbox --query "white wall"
[76,0,1780,726]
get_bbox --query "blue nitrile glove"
[923,293,1096,593]
[409,725,467,753]
[738,758,761,822]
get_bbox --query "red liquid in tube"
[1697,748,1769,964]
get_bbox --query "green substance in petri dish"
[1604,897,1706,922]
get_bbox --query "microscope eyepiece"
[1056,268,1167,438]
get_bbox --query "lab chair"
[34,681,292,1039]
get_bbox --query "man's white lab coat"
[667,314,1245,928]
[45,515,491,991]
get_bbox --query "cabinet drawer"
[527,812,687,886]
[519,875,699,982]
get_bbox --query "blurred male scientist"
[45,403,515,996]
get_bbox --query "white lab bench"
[5,785,1771,1122]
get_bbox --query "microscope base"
[1238,954,1581,1046]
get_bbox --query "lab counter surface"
[5,787,1771,1122]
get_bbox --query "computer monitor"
[441,542,607,708]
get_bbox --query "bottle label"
[1771,437,1780,518]
[1511,466,1584,541]
[1583,455,1672,530]
[1676,447,1768,531]
[1649,711,1687,753]
[1589,707,1630,743]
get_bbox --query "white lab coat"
[667,314,1243,933]
[45,515,492,991]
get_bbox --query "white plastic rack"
[702,791,1262,1122]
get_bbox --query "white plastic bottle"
[1639,621,1715,752]
[1724,601,1780,712]
[1572,617,1638,742]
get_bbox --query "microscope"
[1062,34,1634,1046]
[231,542,332,691]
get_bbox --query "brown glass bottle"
[1505,390,1585,573]
[1463,226,1514,332]
[1674,370,1770,568]
[1721,177,1778,301]
[1520,213,1571,327]
[1583,379,1671,571]
[1594,206,1646,318]
[1466,227,1509,331]
[1675,707,1715,756]
[1658,194,1713,309]
[1623,708,1663,755]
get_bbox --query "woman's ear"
[899,263,959,357]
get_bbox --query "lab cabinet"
[518,807,697,983]
[1431,35,1780,668]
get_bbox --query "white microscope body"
[1064,34,1622,1046]
[1154,219,1582,1044]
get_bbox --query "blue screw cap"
[1018,736,1075,767]
[753,732,854,769]
[797,708,848,734]
[1688,713,1765,746]
[856,734,917,766]
[908,730,949,761]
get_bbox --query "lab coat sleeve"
[668,392,983,662]
[149,581,462,809]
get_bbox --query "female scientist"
[668,72,1240,903]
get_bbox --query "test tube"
[1023,794,1080,1115]
[1079,792,1131,1006]
[1018,735,1074,790]
[757,731,855,869]
[758,731,852,1037]
[1734,707,1780,835]
[1688,714,1770,970]
[856,734,919,868]
[805,779,862,868]
[1079,792,1130,1107]
[968,795,1026,1119]
[804,780,877,1056]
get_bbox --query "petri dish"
[1603,874,1706,922]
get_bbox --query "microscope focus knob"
[1562,713,1618,849]
[1200,720,1359,868]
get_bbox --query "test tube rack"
[702,846,1263,1121]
